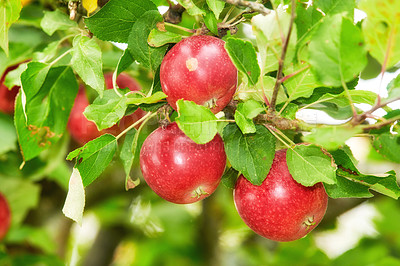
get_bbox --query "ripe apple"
[140,122,226,204]
[0,64,21,114]
[68,73,145,144]
[0,193,11,241]
[160,35,238,113]
[234,149,328,242]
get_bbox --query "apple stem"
[115,112,157,141]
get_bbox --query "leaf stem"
[116,112,156,141]
[164,22,196,34]
[220,0,271,16]
[266,125,292,149]
[269,0,296,112]
[49,49,72,67]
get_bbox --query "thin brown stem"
[220,0,271,15]
[269,0,296,112]
[353,96,400,126]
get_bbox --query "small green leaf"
[234,100,264,134]
[314,0,354,19]
[286,144,337,186]
[176,100,218,144]
[128,10,168,72]
[119,128,139,190]
[225,37,260,86]
[283,63,321,101]
[204,11,218,35]
[148,28,182,47]
[84,89,129,130]
[206,0,225,19]
[309,15,367,87]
[40,10,77,36]
[85,0,157,43]
[21,62,50,100]
[221,167,240,189]
[176,0,206,16]
[126,91,167,105]
[237,76,287,105]
[303,126,362,151]
[116,50,134,76]
[223,124,276,185]
[386,74,400,102]
[67,134,118,186]
[328,147,400,199]
[71,35,105,97]
[0,0,22,55]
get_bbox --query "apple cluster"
[139,35,328,242]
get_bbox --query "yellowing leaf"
[62,168,86,225]
[82,0,98,14]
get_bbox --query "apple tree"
[1,0,400,264]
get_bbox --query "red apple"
[140,122,226,204]
[0,193,11,241]
[234,149,328,242]
[68,73,145,144]
[160,35,238,113]
[0,64,21,114]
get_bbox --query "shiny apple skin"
[0,193,11,241]
[0,64,21,114]
[140,122,227,204]
[234,150,328,242]
[68,73,145,144]
[160,35,238,113]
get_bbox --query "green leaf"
[116,50,134,76]
[234,100,264,134]
[40,10,77,36]
[148,28,182,47]
[67,134,118,186]
[252,9,297,74]
[223,123,276,185]
[309,15,367,87]
[127,91,167,105]
[16,66,78,161]
[324,175,373,199]
[225,37,260,86]
[372,133,400,163]
[85,0,157,43]
[221,167,240,189]
[295,4,323,50]
[206,0,225,19]
[20,62,50,99]
[359,0,400,68]
[237,76,287,105]
[176,0,206,16]
[286,144,337,186]
[84,89,129,130]
[128,10,168,72]
[175,100,218,144]
[6,226,56,254]
[204,11,218,35]
[119,128,141,190]
[4,62,27,88]
[71,35,105,97]
[0,177,40,226]
[0,0,22,55]
[0,113,17,155]
[314,0,354,19]
[386,73,400,102]
[303,125,362,151]
[328,147,400,199]
[283,62,321,100]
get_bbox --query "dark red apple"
[0,64,21,114]
[68,73,145,144]
[0,193,11,241]
[140,122,226,204]
[160,35,238,113]
[234,149,328,242]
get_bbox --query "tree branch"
[353,96,400,126]
[269,0,296,112]
[220,0,271,15]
